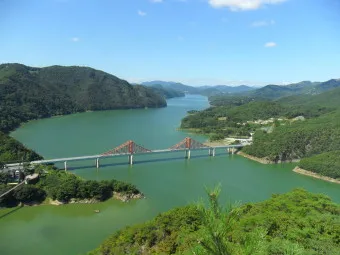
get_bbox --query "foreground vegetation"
[89,188,340,255]
[0,166,142,208]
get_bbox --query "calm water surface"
[1,95,339,255]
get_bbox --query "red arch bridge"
[6,137,244,171]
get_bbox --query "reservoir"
[1,95,339,255]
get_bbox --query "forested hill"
[0,63,166,133]
[145,84,185,99]
[0,63,166,162]
[209,79,340,105]
[89,189,340,255]
[142,80,200,94]
[181,86,340,170]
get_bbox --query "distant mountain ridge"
[142,81,200,94]
[197,84,255,96]
[142,80,255,96]
[247,79,339,100]
[146,84,185,99]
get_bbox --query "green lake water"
[1,95,339,255]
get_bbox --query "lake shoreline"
[236,151,300,164]
[293,166,340,184]
[0,192,145,210]
[236,151,272,164]
[41,192,145,206]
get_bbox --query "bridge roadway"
[5,144,243,170]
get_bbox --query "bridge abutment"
[95,158,100,168]
[64,161,67,171]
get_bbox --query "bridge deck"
[5,145,243,167]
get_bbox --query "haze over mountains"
[141,80,255,96]
[141,78,340,99]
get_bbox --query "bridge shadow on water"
[66,152,229,171]
[0,206,23,220]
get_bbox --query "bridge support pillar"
[185,149,191,159]
[95,158,100,168]
[128,154,133,165]
[209,148,215,157]
[227,148,235,154]
[64,161,67,171]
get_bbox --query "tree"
[13,185,46,203]
[193,185,238,255]
[0,172,8,184]
[23,162,34,176]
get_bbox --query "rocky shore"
[236,151,272,164]
[237,151,300,164]
[293,166,340,184]
[46,192,145,206]
[113,192,145,202]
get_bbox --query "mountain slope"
[142,81,200,94]
[313,79,340,93]
[209,79,338,105]
[278,86,340,109]
[0,63,166,133]
[0,63,166,162]
[146,84,185,99]
[198,85,255,96]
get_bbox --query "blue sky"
[1,0,339,86]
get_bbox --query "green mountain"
[146,84,185,99]
[313,78,340,93]
[0,63,166,162]
[0,63,166,133]
[182,85,340,166]
[248,81,320,100]
[198,85,255,96]
[278,85,340,109]
[142,81,200,94]
[208,79,338,106]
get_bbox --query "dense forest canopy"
[89,189,340,255]
[0,63,167,162]
[181,84,340,178]
[0,167,142,208]
[145,84,185,99]
[299,150,340,179]
[0,63,167,133]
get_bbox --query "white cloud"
[208,0,287,11]
[71,37,79,42]
[264,41,277,47]
[251,19,275,27]
[138,10,147,16]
